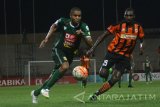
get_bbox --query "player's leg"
[89,54,130,101]
[149,71,152,83]
[145,71,148,83]
[32,48,71,100]
[99,63,110,80]
[40,62,69,95]
[128,70,133,87]
[40,49,73,98]
[33,64,60,95]
[31,74,54,102]
[89,52,117,100]
[31,73,60,103]
[82,79,87,88]
[118,78,121,88]
[102,68,113,82]
[89,69,122,101]
[98,52,116,81]
[31,63,63,102]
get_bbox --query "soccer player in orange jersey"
[87,8,144,101]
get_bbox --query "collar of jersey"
[69,22,79,28]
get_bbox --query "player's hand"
[76,29,84,35]
[39,39,48,48]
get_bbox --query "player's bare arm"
[77,29,93,48]
[39,24,57,48]
[86,31,110,56]
[84,36,93,48]
[76,29,83,35]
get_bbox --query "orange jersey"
[80,56,90,69]
[107,21,144,57]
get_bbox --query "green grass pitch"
[0,81,160,107]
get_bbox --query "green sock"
[44,69,63,89]
[34,69,63,96]
[34,80,49,96]
[118,80,121,87]
[129,74,132,86]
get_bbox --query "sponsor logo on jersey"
[63,33,77,48]
[120,34,137,40]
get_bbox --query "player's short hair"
[70,7,81,15]
[124,8,135,16]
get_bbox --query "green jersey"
[53,17,91,52]
[144,60,151,71]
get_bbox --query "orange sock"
[96,82,111,95]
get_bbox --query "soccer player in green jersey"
[143,55,153,84]
[31,7,93,104]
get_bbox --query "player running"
[86,8,144,101]
[31,7,93,104]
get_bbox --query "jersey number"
[102,60,108,66]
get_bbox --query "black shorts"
[52,48,74,69]
[101,52,131,72]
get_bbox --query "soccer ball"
[72,66,88,80]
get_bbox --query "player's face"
[146,56,149,61]
[70,10,81,25]
[125,15,134,22]
[124,10,135,23]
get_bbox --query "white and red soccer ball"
[72,66,88,80]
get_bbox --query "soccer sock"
[149,73,152,81]
[146,73,148,82]
[95,82,111,96]
[34,69,63,96]
[44,69,63,89]
[129,74,132,86]
[34,80,49,96]
[82,79,87,87]
[118,80,121,87]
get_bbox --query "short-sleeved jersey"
[144,60,151,69]
[107,21,144,57]
[53,17,91,52]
